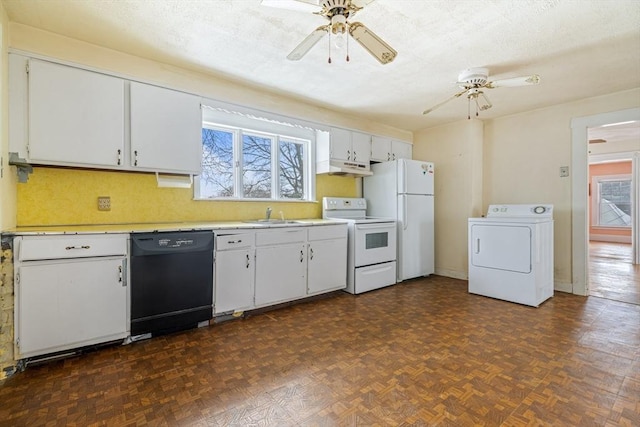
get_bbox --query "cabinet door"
[308,238,347,294]
[130,82,202,174]
[351,131,371,164]
[329,127,352,162]
[215,249,254,314]
[391,141,413,160]
[28,59,125,167]
[371,136,392,162]
[255,244,306,306]
[16,258,127,359]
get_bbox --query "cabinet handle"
[387,152,391,161]
[300,250,304,263]
[392,153,396,160]
[228,239,242,244]
[117,149,122,165]
[347,150,351,161]
[353,151,357,161]
[120,261,127,286]
[65,245,90,250]
[134,150,138,166]
[310,247,314,261]
[246,253,250,268]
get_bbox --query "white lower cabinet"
[14,235,129,360]
[307,224,348,295]
[254,229,307,307]
[214,232,255,314]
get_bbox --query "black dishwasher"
[130,231,214,336]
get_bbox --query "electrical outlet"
[98,196,111,211]
[560,166,570,178]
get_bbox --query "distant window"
[592,174,632,227]
[197,124,311,201]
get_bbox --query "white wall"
[413,119,483,279]
[414,88,640,289]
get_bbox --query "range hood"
[316,159,373,177]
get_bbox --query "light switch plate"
[98,196,111,211]
[560,166,569,177]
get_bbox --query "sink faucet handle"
[279,211,285,221]
[266,207,272,220]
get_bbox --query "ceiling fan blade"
[287,26,329,60]
[486,74,541,88]
[261,0,320,13]
[352,0,376,7]
[422,89,468,115]
[348,22,397,65]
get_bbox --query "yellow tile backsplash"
[17,167,357,226]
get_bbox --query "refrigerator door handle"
[403,196,408,230]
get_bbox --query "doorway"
[571,107,640,297]
[587,125,639,304]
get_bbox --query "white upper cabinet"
[8,54,203,175]
[327,127,371,164]
[26,59,125,167]
[351,131,372,164]
[370,136,413,162]
[130,82,203,174]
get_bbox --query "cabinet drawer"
[308,224,347,241]
[17,234,128,261]
[215,232,255,250]
[255,229,306,246]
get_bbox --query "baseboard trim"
[434,268,468,280]
[554,281,573,293]
[589,235,632,244]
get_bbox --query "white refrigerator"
[363,159,435,281]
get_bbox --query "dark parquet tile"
[1,275,639,426]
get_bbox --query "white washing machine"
[468,204,554,307]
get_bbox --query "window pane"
[200,128,234,198]
[598,180,631,226]
[242,134,272,198]
[279,139,305,199]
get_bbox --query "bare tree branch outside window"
[198,125,309,200]
[201,128,233,198]
[279,139,304,199]
[243,134,272,198]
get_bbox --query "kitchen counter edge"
[5,219,348,236]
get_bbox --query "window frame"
[591,173,632,228]
[195,121,314,202]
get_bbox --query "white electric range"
[323,197,397,294]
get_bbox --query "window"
[198,122,312,201]
[592,174,632,227]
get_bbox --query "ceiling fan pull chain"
[346,28,350,62]
[328,31,332,63]
[467,97,471,120]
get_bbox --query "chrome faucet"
[266,207,272,220]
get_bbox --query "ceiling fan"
[261,0,397,64]
[422,68,541,119]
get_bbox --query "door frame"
[571,107,640,295]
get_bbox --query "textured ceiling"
[2,0,639,131]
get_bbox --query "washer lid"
[486,204,553,218]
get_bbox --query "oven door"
[354,222,397,267]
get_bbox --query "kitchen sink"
[244,219,301,225]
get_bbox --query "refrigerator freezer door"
[398,159,434,195]
[397,194,435,280]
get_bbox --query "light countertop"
[6,219,346,235]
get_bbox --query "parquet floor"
[1,276,639,426]
[589,241,640,305]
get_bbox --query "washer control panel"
[486,204,553,218]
